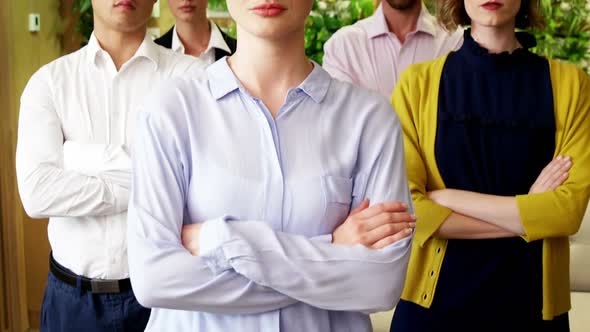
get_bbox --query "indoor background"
[0,0,589,331]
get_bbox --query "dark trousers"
[40,269,150,331]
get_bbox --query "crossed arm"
[128,104,415,314]
[16,67,131,219]
[392,65,589,245]
[431,157,572,239]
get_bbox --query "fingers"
[539,156,570,186]
[362,211,416,231]
[354,201,408,219]
[546,158,571,186]
[535,156,563,185]
[363,221,415,245]
[547,170,569,190]
[531,156,572,193]
[371,228,413,249]
[350,199,370,215]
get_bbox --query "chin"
[112,20,147,33]
[243,21,300,39]
[473,16,515,28]
[175,11,195,20]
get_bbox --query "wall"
[0,0,63,330]
[0,1,177,330]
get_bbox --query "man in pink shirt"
[323,0,463,97]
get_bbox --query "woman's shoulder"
[547,59,590,111]
[397,56,449,91]
[140,68,212,126]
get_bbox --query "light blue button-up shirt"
[128,58,413,332]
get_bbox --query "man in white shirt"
[155,0,236,63]
[15,0,200,330]
[323,0,463,97]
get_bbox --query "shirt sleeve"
[516,64,590,241]
[16,67,130,218]
[127,108,297,313]
[198,100,413,314]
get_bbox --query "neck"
[176,16,211,57]
[382,1,422,43]
[228,27,312,118]
[471,23,521,54]
[93,23,146,70]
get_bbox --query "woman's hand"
[529,156,572,194]
[181,223,203,256]
[332,199,416,249]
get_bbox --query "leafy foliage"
[531,0,590,74]
[72,0,93,44]
[305,0,375,63]
[208,0,228,11]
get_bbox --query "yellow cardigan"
[392,55,590,320]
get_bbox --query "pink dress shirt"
[323,4,463,97]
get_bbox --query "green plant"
[531,0,590,74]
[305,0,375,63]
[72,0,93,44]
[208,0,228,11]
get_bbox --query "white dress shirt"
[128,59,413,331]
[16,33,201,280]
[172,20,231,65]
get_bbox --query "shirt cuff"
[199,216,235,274]
[314,234,333,243]
[111,181,130,213]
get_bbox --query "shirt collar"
[364,3,437,39]
[415,4,437,37]
[207,58,331,104]
[172,21,231,55]
[86,32,160,69]
[297,62,331,104]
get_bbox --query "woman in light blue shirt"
[128,1,415,331]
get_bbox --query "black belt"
[49,253,132,294]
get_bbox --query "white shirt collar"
[172,20,231,60]
[86,32,159,70]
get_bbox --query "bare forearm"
[434,212,518,240]
[434,189,525,235]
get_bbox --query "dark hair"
[436,0,545,31]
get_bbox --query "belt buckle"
[90,279,121,293]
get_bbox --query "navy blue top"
[433,30,555,320]
[390,31,570,331]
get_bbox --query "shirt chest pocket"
[321,175,353,232]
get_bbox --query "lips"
[114,0,136,9]
[251,3,286,17]
[481,1,503,10]
[179,5,195,12]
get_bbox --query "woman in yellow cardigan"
[390,0,590,331]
